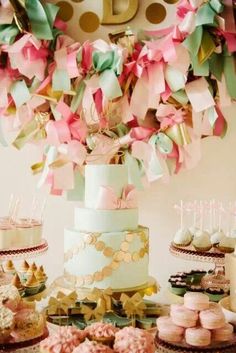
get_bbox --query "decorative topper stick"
[40,198,47,222]
[180,200,184,229]
[12,197,20,223]
[200,201,204,231]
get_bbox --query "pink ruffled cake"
[73,340,114,353]
[40,327,86,353]
[113,327,155,353]
[85,322,119,346]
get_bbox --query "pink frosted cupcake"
[73,341,114,353]
[85,322,119,347]
[40,326,87,353]
[113,327,155,353]
[0,284,21,311]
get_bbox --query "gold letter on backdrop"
[101,0,139,24]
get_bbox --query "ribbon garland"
[0,0,235,194]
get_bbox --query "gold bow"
[120,293,146,318]
[47,291,77,315]
[81,304,106,322]
[165,122,191,146]
[87,288,113,311]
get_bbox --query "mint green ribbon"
[0,24,19,44]
[223,51,236,99]
[93,50,122,99]
[25,0,58,40]
[67,170,85,201]
[71,81,86,113]
[124,152,143,190]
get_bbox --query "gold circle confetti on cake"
[56,1,74,22]
[145,3,167,24]
[121,241,130,252]
[102,266,113,277]
[126,233,134,242]
[84,234,94,244]
[110,261,120,270]
[79,12,100,33]
[103,247,114,257]
[94,271,103,282]
[95,241,106,251]
[132,252,140,262]
[124,253,132,263]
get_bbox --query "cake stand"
[169,243,230,293]
[155,335,236,353]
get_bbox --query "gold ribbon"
[81,304,106,322]
[165,122,191,146]
[120,293,146,318]
[47,291,77,315]
[87,288,113,311]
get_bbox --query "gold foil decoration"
[124,253,132,263]
[87,288,113,312]
[103,247,114,257]
[56,1,74,22]
[145,3,167,24]
[165,123,191,146]
[111,261,120,270]
[94,272,104,282]
[139,249,145,258]
[79,12,100,33]
[121,241,130,252]
[101,0,139,24]
[120,293,146,318]
[81,304,105,322]
[47,291,77,315]
[95,241,106,251]
[31,161,45,175]
[102,266,113,277]
[84,234,94,244]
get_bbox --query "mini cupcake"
[4,260,16,275]
[40,326,87,353]
[211,230,225,247]
[35,268,47,290]
[185,271,194,284]
[11,274,24,296]
[173,228,192,247]
[25,274,40,295]
[192,233,212,252]
[205,287,225,302]
[218,236,235,253]
[0,284,21,311]
[31,262,38,272]
[12,309,45,342]
[0,306,15,343]
[170,281,187,296]
[73,341,114,353]
[193,270,207,284]
[85,322,119,347]
[187,285,204,293]
[114,327,155,353]
[19,260,30,281]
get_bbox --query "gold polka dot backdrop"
[52,0,178,42]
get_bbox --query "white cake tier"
[74,208,138,232]
[0,224,42,250]
[64,226,149,290]
[85,164,128,209]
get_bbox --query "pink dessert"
[212,323,234,342]
[114,327,155,353]
[73,341,114,353]
[184,292,209,311]
[85,322,119,339]
[170,304,198,328]
[158,323,185,343]
[40,326,86,353]
[185,327,211,347]
[199,308,226,330]
[156,316,173,330]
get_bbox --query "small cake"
[184,292,209,311]
[85,322,119,346]
[4,260,16,274]
[205,287,225,302]
[25,274,40,295]
[173,228,192,247]
[0,306,15,343]
[12,308,45,341]
[156,316,174,330]
[170,304,198,328]
[218,236,235,253]
[11,274,24,295]
[73,341,114,353]
[192,233,212,252]
[158,322,185,343]
[114,327,155,353]
[170,281,187,296]
[40,326,86,353]
[0,284,21,311]
[199,307,226,329]
[210,231,225,246]
[185,327,211,347]
[212,323,234,342]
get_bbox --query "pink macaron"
[199,308,226,329]
[170,304,198,328]
[185,327,211,347]
[212,323,234,342]
[158,323,185,343]
[156,316,173,330]
[184,292,209,311]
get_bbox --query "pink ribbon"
[156,104,185,129]
[96,185,138,210]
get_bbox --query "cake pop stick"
[29,196,38,224]
[200,201,204,231]
[180,200,184,229]
[12,198,20,223]
[8,194,15,223]
[218,203,223,232]
[39,198,47,222]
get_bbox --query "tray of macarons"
[156,292,236,353]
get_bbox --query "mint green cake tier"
[74,208,138,232]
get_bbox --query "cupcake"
[19,260,30,281]
[187,285,204,293]
[12,309,45,342]
[205,287,225,302]
[173,228,192,247]
[85,322,119,347]
[192,233,212,252]
[4,260,16,275]
[170,281,187,296]
[114,327,155,353]
[25,274,40,295]
[31,262,38,272]
[0,284,21,311]
[218,236,235,253]
[40,326,86,353]
[193,270,207,284]
[11,274,24,296]
[211,230,225,247]
[35,268,47,291]
[0,306,15,343]
[73,341,114,353]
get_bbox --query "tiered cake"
[64,165,149,290]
